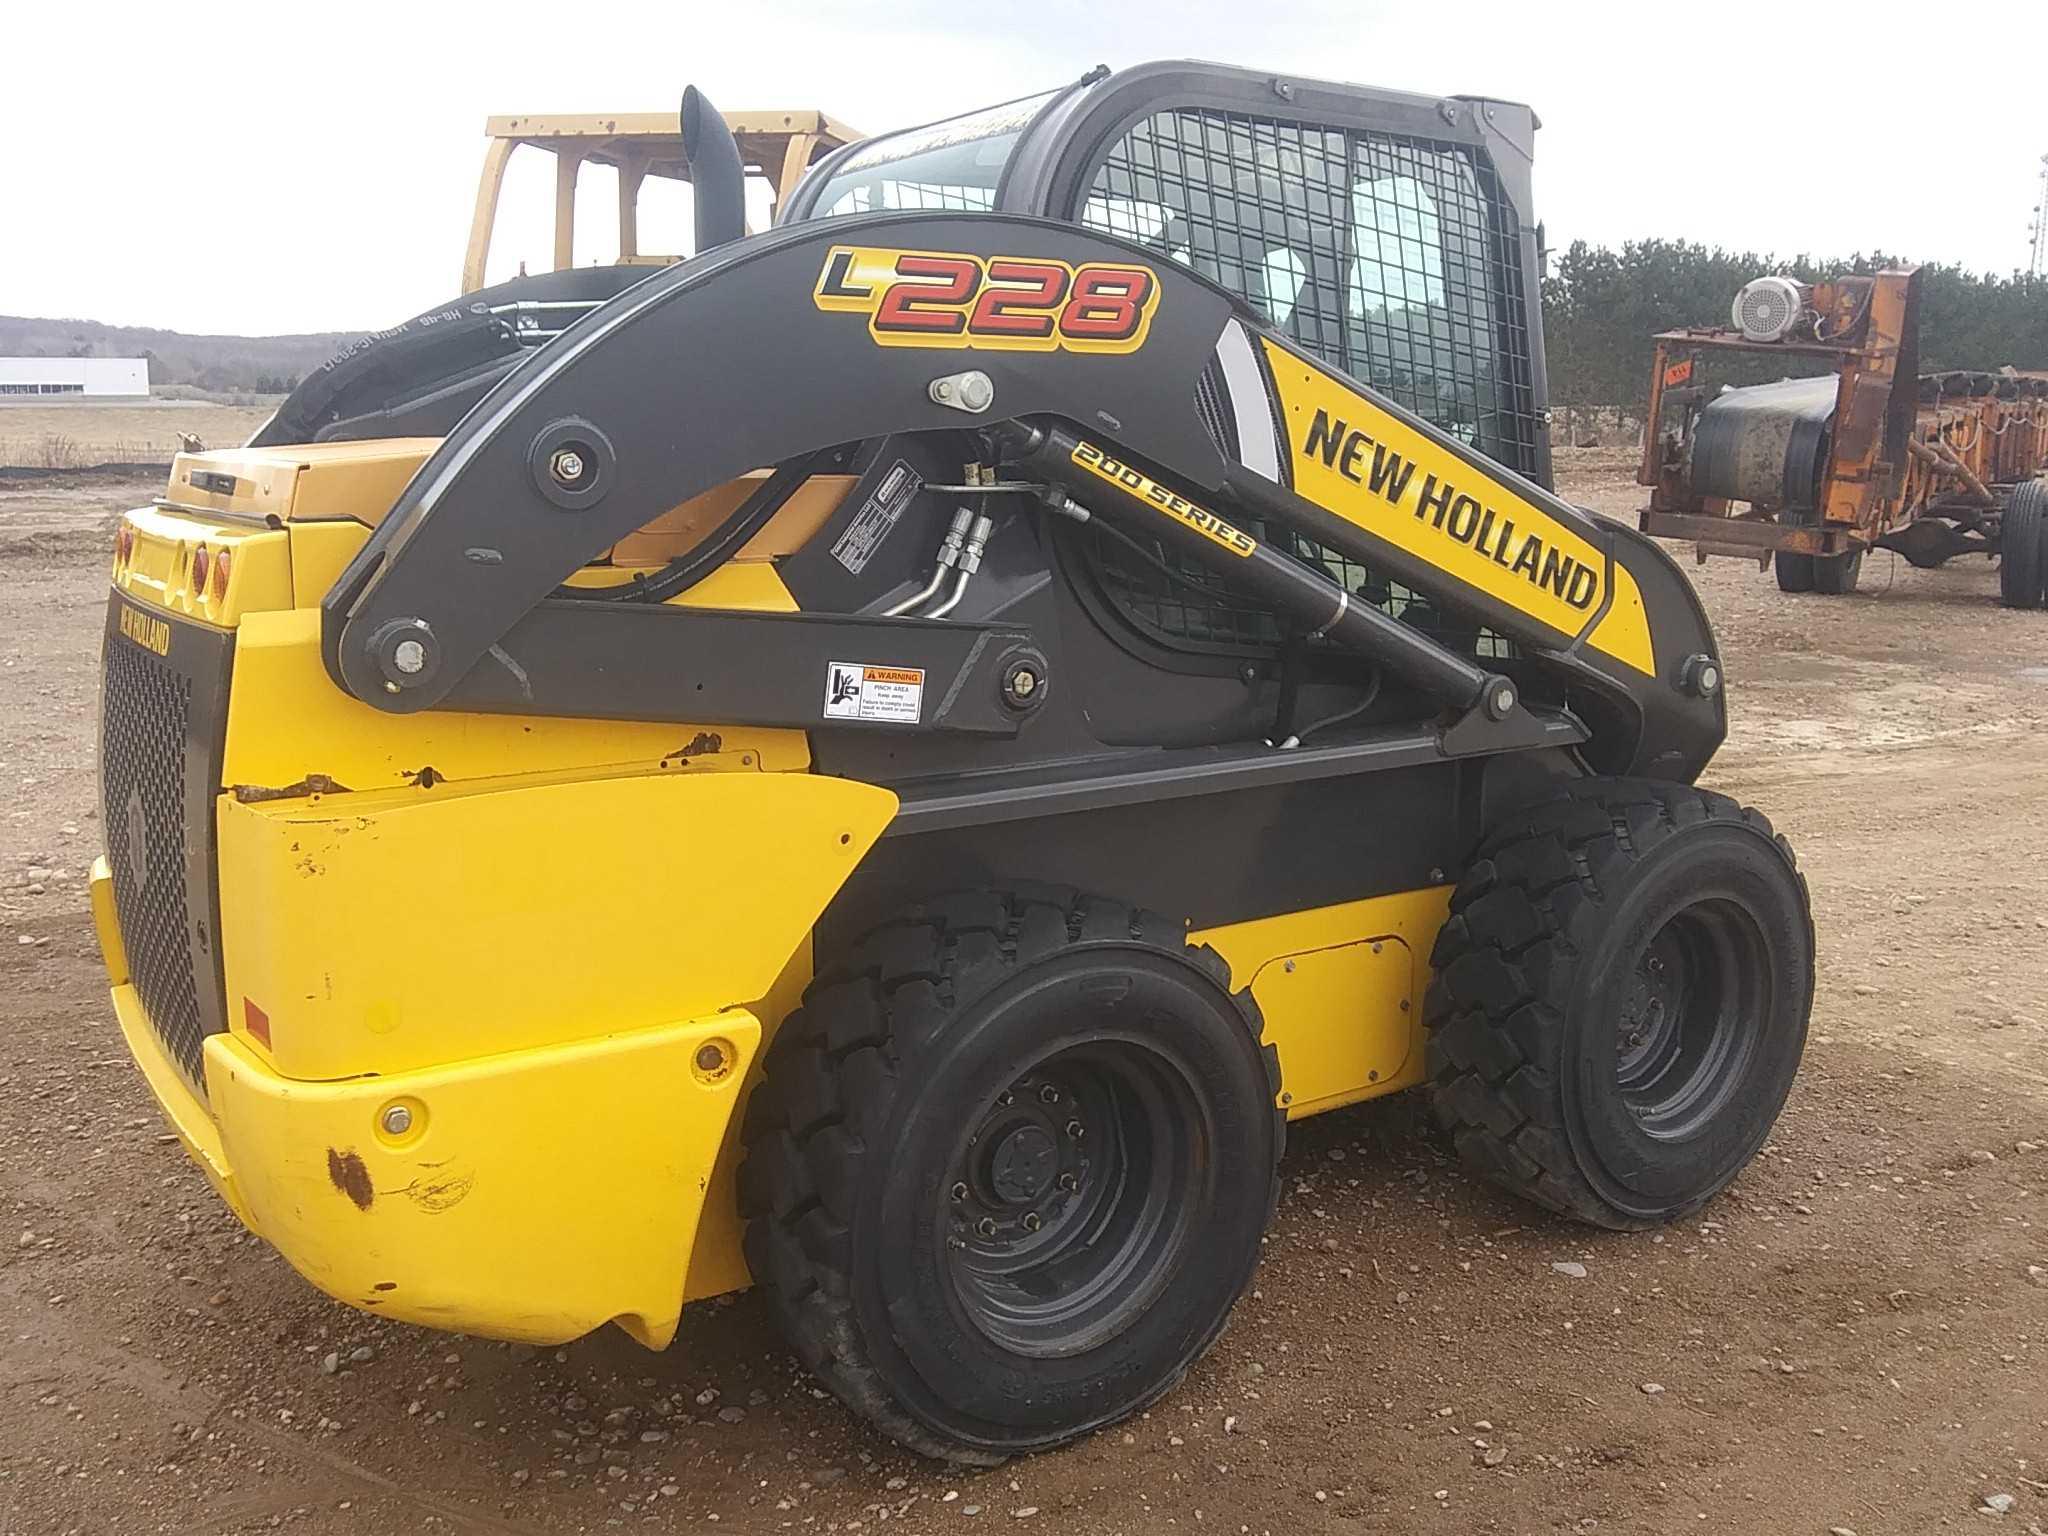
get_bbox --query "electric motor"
[1731,276,1807,344]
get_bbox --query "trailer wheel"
[2000,479,2048,610]
[1772,550,1815,593]
[1426,779,1813,1231]
[1810,547,1862,595]
[739,889,1282,1462]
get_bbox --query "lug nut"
[1056,1171,1079,1192]
[1038,1084,1060,1105]
[1065,1119,1085,1140]
[950,1181,968,1201]
[976,1216,998,1238]
[1021,1211,1042,1232]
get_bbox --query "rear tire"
[2001,479,2048,610]
[1425,779,1814,1231]
[739,889,1282,1462]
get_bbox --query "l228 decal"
[814,245,1159,353]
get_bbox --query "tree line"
[1541,239,2048,421]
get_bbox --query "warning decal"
[822,661,926,724]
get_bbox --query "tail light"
[211,546,232,600]
[191,544,210,594]
[114,525,135,568]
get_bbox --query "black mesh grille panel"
[99,603,232,1088]
[1078,106,1532,663]
[102,640,205,1081]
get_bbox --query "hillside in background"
[0,315,350,394]
[10,239,2047,407]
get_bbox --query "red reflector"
[243,998,272,1049]
[192,544,211,593]
[115,525,135,566]
[211,545,232,599]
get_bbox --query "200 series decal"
[1070,441,1257,558]
[814,246,1159,354]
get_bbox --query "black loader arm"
[321,210,1722,776]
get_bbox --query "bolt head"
[379,1103,413,1136]
[550,448,586,484]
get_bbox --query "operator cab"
[788,64,1548,490]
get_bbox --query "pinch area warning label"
[822,662,925,724]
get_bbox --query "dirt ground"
[0,402,275,471]
[1,455,2043,1536]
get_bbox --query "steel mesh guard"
[1079,106,1532,662]
[101,640,207,1081]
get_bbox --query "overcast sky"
[4,0,2045,336]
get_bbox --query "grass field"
[0,400,277,468]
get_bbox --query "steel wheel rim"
[942,1041,1204,1359]
[1615,896,1769,1138]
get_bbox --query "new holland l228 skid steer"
[93,66,1815,1461]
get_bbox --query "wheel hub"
[990,1123,1058,1203]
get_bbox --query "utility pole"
[2032,153,2048,278]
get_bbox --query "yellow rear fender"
[217,768,898,1080]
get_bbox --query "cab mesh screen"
[1078,107,1534,661]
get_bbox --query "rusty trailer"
[1637,268,2048,605]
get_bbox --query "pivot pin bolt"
[392,639,426,676]
[550,448,587,485]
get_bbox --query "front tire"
[739,889,1282,1462]
[1425,780,1814,1230]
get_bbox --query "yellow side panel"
[216,769,897,1079]
[1259,337,1654,677]
[681,941,813,1302]
[204,1011,756,1348]
[1193,886,1453,1118]
[222,607,810,792]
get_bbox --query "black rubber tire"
[1425,779,1814,1231]
[1773,549,1815,593]
[2001,480,2048,610]
[738,889,1283,1463]
[1810,547,1863,595]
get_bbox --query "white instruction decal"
[823,661,925,724]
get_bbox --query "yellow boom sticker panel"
[814,246,1159,354]
[1070,441,1256,558]
[1260,338,1655,676]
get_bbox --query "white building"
[0,357,151,398]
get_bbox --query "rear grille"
[99,598,233,1088]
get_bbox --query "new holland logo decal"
[814,245,1158,353]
